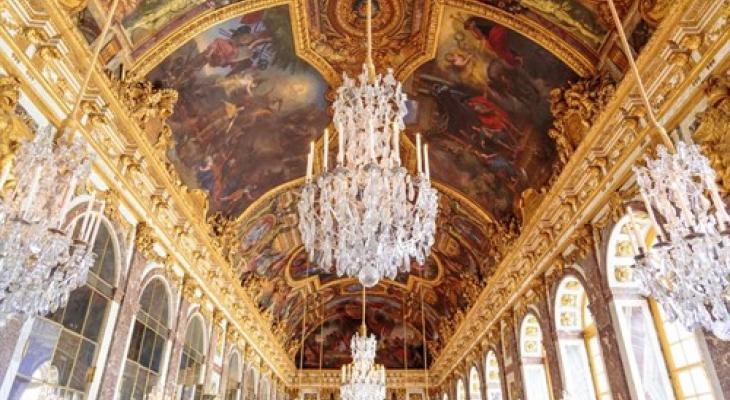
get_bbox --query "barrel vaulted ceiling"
[77,0,639,369]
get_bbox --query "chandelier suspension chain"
[365,0,375,80]
[419,269,428,398]
[605,0,674,150]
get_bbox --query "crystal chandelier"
[0,125,101,326]
[341,289,386,400]
[627,143,730,339]
[297,0,438,287]
[606,0,730,338]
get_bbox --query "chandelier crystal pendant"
[0,126,102,326]
[605,0,730,339]
[297,0,438,288]
[341,288,386,400]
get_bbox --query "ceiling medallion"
[297,0,438,288]
[605,0,730,339]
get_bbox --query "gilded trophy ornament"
[548,74,616,166]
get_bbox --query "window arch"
[119,277,171,399]
[226,351,242,400]
[178,314,207,399]
[469,366,481,400]
[520,314,551,400]
[9,216,119,399]
[554,276,610,400]
[485,351,502,400]
[607,214,719,399]
[456,379,466,400]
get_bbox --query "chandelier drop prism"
[627,142,730,339]
[0,126,102,326]
[297,0,438,288]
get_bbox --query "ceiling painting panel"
[146,6,330,216]
[405,6,578,224]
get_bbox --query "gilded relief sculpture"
[0,74,33,194]
[548,73,616,166]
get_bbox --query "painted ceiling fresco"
[220,185,517,368]
[146,7,330,216]
[405,7,577,223]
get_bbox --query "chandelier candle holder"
[605,0,730,339]
[0,126,102,325]
[297,0,438,287]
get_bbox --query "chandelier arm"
[605,0,674,151]
[361,284,367,335]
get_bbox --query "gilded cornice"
[427,0,730,385]
[297,369,427,389]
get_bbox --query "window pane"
[52,331,81,386]
[69,339,95,391]
[82,292,108,342]
[151,334,165,373]
[62,286,92,334]
[128,322,145,363]
[139,328,155,368]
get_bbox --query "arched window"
[119,278,170,399]
[178,315,206,399]
[9,218,118,399]
[555,276,610,400]
[520,314,551,400]
[456,379,466,400]
[469,366,481,400]
[485,351,503,400]
[607,214,720,399]
[226,351,241,400]
[245,367,255,400]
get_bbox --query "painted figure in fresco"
[149,7,329,216]
[407,9,576,222]
[114,0,205,43]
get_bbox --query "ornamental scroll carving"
[548,74,616,166]
[693,71,730,193]
[0,74,33,194]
